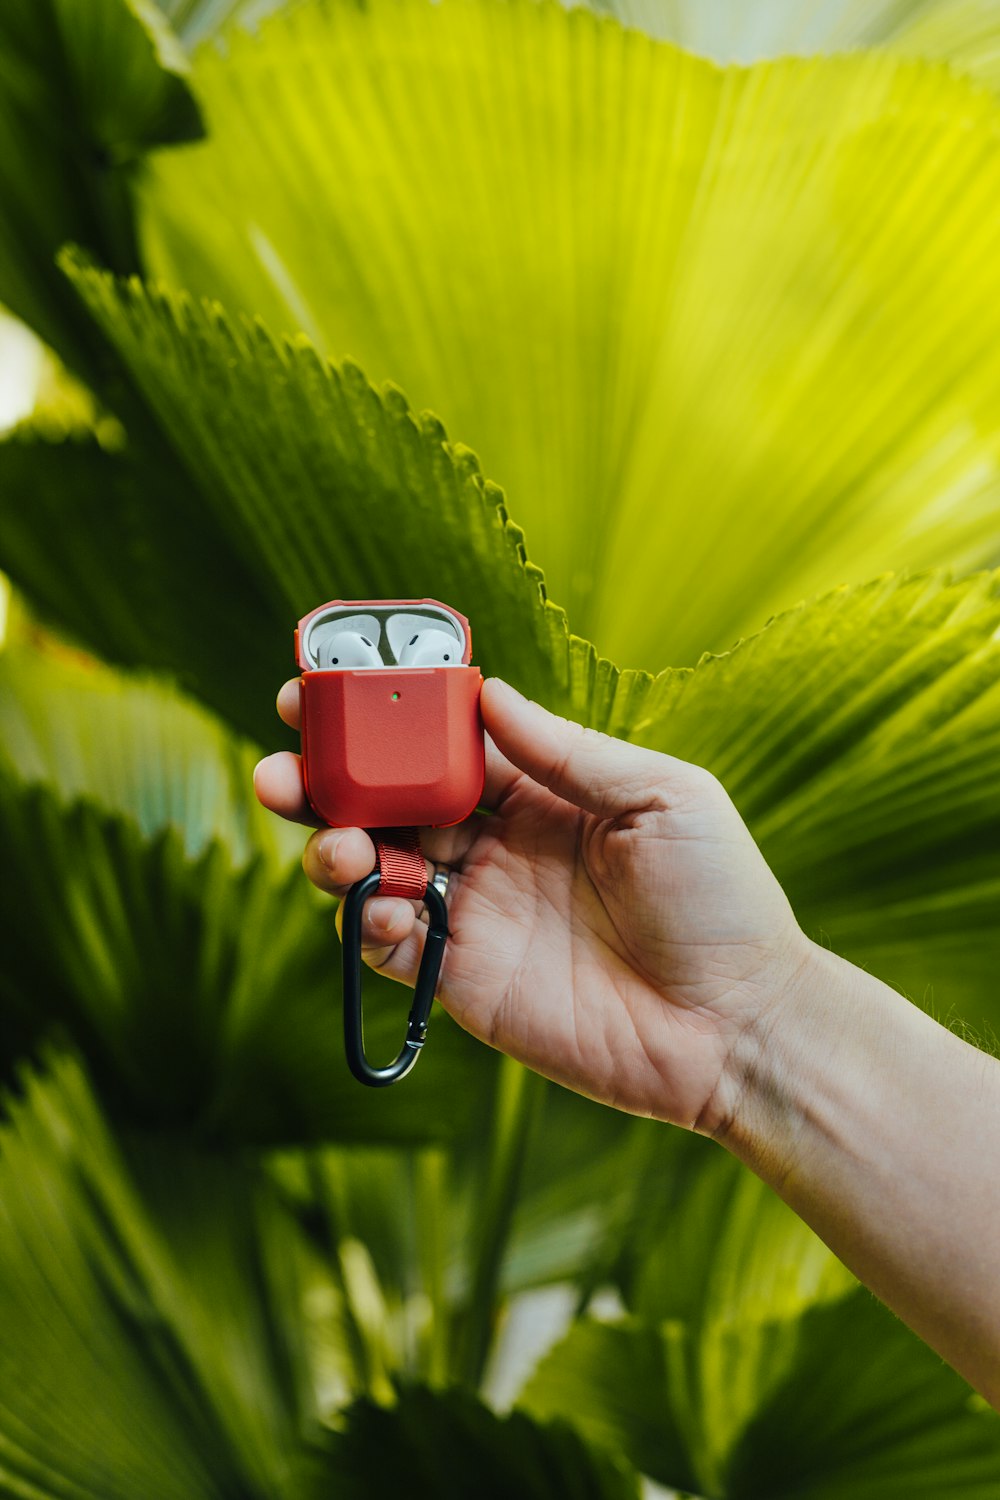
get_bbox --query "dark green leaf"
[524,1144,1000,1496]
[0,427,288,745]
[0,639,492,1144]
[333,1383,640,1500]
[525,1298,1000,1498]
[0,0,200,375]
[0,1052,335,1499]
[726,1291,1000,1499]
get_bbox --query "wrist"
[697,934,856,1185]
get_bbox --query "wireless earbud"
[309,612,383,669]
[397,628,463,666]
[385,611,464,667]
[318,631,383,669]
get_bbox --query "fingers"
[480,677,702,818]
[481,731,525,812]
[303,825,379,893]
[253,751,324,827]
[277,679,300,729]
[312,823,457,984]
[334,888,422,970]
[337,895,431,990]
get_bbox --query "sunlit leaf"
[28,257,1000,1027]
[56,258,594,719]
[140,0,1000,668]
[632,569,1000,1032]
[0,631,288,864]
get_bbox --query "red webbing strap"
[373,828,427,899]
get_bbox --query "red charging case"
[296,598,485,829]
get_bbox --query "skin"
[255,676,1000,1407]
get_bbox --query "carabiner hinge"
[341,865,449,1088]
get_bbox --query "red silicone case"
[296,599,485,829]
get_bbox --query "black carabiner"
[341,869,449,1087]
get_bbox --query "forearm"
[717,938,1000,1406]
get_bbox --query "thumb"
[481,678,696,818]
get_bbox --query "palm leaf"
[0,0,199,378]
[524,1300,1000,1497]
[331,1383,640,1499]
[0,427,294,743]
[0,1052,335,1499]
[23,263,1000,1025]
[138,0,1000,668]
[633,569,1000,1031]
[522,1148,1000,1496]
[0,630,286,863]
[48,262,591,719]
[0,636,492,1143]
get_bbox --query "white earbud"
[310,612,383,669]
[317,631,383,669]
[386,611,465,667]
[396,628,463,667]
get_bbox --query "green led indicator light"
[391,691,400,700]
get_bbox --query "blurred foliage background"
[1,0,1000,1494]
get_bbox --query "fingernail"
[252,758,265,785]
[369,898,408,933]
[492,677,525,701]
[317,830,344,869]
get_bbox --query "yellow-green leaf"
[140,0,1000,668]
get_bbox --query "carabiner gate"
[341,868,449,1087]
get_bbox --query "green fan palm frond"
[0,631,283,862]
[0,1053,332,1499]
[54,260,586,713]
[0,0,200,377]
[37,262,1000,1032]
[522,1144,1000,1497]
[138,0,1000,666]
[331,1384,641,1498]
[0,635,491,1143]
[0,0,999,1485]
[0,1053,643,1500]
[633,569,1000,1031]
[0,424,301,744]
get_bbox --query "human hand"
[253,679,813,1131]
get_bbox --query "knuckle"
[627,758,726,817]
[680,761,724,798]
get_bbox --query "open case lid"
[296,598,473,670]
